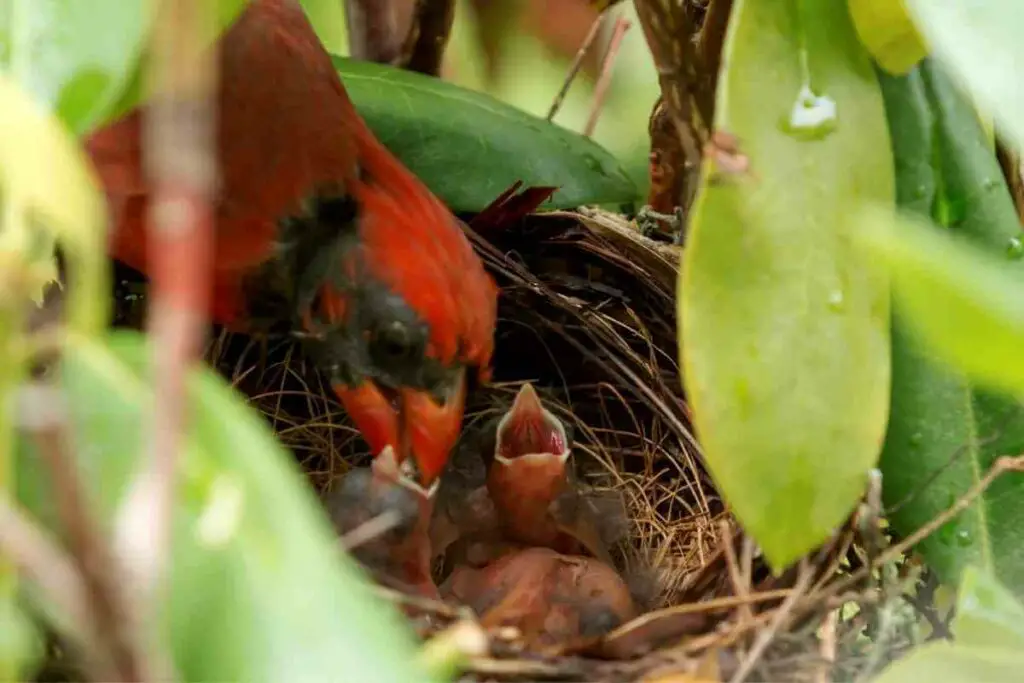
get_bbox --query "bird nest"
[196,208,923,682]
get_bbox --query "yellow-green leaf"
[0,73,108,332]
[873,642,1024,683]
[855,205,1024,398]
[904,1,1024,152]
[954,566,1024,649]
[681,0,894,570]
[848,0,928,74]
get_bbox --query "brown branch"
[645,97,688,220]
[344,0,410,64]
[399,0,456,76]
[697,0,733,88]
[633,0,716,224]
[583,17,631,137]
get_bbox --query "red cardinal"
[85,0,496,488]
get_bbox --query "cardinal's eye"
[372,320,414,361]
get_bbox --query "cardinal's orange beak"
[334,369,466,490]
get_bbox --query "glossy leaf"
[16,331,425,683]
[904,1,1024,152]
[877,61,1024,595]
[873,642,1024,683]
[680,0,894,571]
[332,56,639,211]
[848,0,927,75]
[0,0,250,134]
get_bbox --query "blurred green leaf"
[333,56,639,211]
[877,61,1024,595]
[0,0,251,134]
[954,566,1024,649]
[848,0,927,74]
[872,642,1024,683]
[855,205,1024,397]
[17,331,427,683]
[904,1,1024,152]
[0,601,43,681]
[299,0,348,55]
[0,0,153,133]
[681,0,894,570]
[0,73,108,330]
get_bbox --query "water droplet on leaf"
[826,289,844,311]
[955,528,973,547]
[1007,236,1024,259]
[779,85,837,141]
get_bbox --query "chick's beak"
[334,368,466,490]
[495,383,568,461]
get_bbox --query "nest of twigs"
[182,208,931,682]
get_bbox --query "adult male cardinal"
[85,0,496,489]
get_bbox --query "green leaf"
[872,642,1024,683]
[848,0,927,75]
[904,1,1024,152]
[332,56,639,211]
[680,0,894,570]
[0,0,251,134]
[877,61,1024,595]
[953,566,1024,649]
[16,331,427,683]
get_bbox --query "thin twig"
[815,609,838,683]
[730,559,813,683]
[583,17,631,137]
[547,11,609,121]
